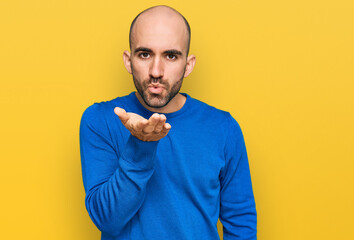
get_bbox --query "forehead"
[131,8,188,53]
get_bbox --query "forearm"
[83,135,159,237]
[221,197,257,240]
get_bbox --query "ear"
[123,50,132,74]
[183,54,196,78]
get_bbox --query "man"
[80,5,257,240]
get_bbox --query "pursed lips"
[148,84,164,94]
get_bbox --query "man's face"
[128,9,190,108]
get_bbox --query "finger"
[160,123,171,135]
[136,119,149,130]
[144,113,161,133]
[154,114,166,132]
[114,107,129,125]
[148,113,161,123]
[164,123,171,130]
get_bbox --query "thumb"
[114,107,129,124]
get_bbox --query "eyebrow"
[164,49,183,56]
[134,47,152,53]
[134,47,183,56]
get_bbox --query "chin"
[143,93,170,108]
[145,97,169,108]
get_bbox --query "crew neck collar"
[129,92,192,119]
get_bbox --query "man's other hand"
[114,107,171,142]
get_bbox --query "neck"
[135,92,186,114]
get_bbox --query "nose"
[149,56,164,79]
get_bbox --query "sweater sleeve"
[219,114,257,240]
[79,104,158,237]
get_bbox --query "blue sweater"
[80,92,257,240]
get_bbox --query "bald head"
[129,5,191,55]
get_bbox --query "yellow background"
[1,0,353,239]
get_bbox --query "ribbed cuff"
[121,134,159,169]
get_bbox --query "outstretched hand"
[114,107,171,142]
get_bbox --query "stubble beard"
[131,65,186,109]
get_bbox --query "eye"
[167,54,177,60]
[139,52,150,59]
